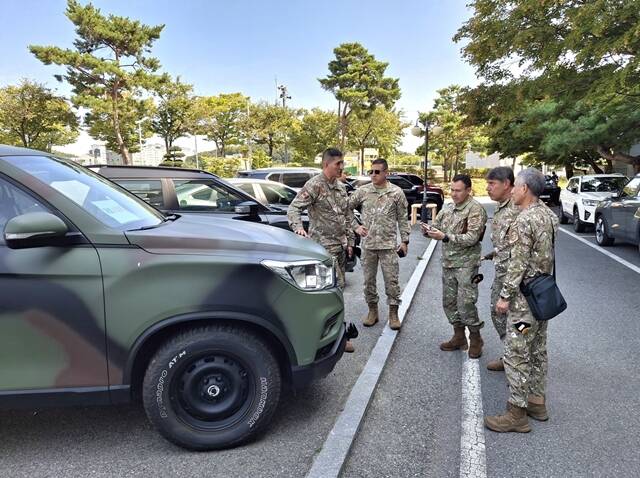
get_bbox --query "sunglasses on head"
[368,169,384,175]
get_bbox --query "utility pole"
[277,84,291,108]
[277,84,292,163]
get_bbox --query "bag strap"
[550,215,557,280]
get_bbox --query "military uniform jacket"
[287,173,355,248]
[490,198,520,276]
[348,182,410,250]
[499,200,559,313]
[432,197,488,268]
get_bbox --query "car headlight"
[582,199,599,207]
[262,259,335,290]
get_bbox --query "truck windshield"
[4,155,164,231]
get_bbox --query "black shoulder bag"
[518,222,567,321]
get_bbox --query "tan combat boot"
[486,357,504,371]
[484,403,531,433]
[344,340,355,353]
[527,395,549,421]
[363,303,379,327]
[440,326,468,351]
[388,305,401,330]
[468,330,484,359]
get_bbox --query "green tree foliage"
[84,95,156,158]
[195,93,248,158]
[0,79,78,151]
[319,43,401,148]
[246,102,297,158]
[152,77,194,155]
[30,0,165,164]
[199,155,242,178]
[455,0,640,173]
[159,145,185,167]
[419,86,488,182]
[249,149,272,169]
[346,107,406,174]
[290,108,339,162]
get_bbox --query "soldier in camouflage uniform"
[485,168,559,433]
[422,174,488,358]
[288,147,356,352]
[349,158,411,330]
[483,167,519,371]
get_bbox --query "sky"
[0,0,479,155]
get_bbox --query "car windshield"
[580,177,627,193]
[4,155,164,230]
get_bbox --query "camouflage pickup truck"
[0,145,351,450]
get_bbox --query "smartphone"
[397,247,406,258]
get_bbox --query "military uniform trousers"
[503,306,548,409]
[325,244,347,290]
[362,248,401,306]
[442,266,484,330]
[490,273,508,339]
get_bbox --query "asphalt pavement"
[342,202,640,478]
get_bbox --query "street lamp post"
[135,116,150,164]
[412,116,441,222]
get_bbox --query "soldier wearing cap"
[349,158,410,330]
[288,147,356,352]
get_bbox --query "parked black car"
[541,175,561,206]
[92,165,359,270]
[388,172,444,212]
[348,175,441,217]
[594,174,640,254]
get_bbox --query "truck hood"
[125,214,329,262]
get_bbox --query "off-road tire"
[142,324,281,451]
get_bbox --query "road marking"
[306,239,438,478]
[460,329,487,478]
[559,228,640,274]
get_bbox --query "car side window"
[622,177,640,198]
[236,183,256,197]
[114,179,164,208]
[262,183,297,205]
[173,179,246,212]
[0,176,49,245]
[567,178,578,193]
[281,173,311,188]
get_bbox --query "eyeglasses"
[368,169,384,175]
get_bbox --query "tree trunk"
[360,146,365,175]
[111,91,131,165]
[268,135,274,158]
[605,159,613,173]
[585,157,604,174]
[564,161,574,179]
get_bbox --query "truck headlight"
[582,199,599,207]
[262,260,335,290]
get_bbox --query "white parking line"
[460,330,487,478]
[306,239,438,478]
[559,228,640,274]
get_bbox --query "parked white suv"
[559,174,628,232]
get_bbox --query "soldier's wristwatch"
[402,240,409,245]
[442,234,450,243]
